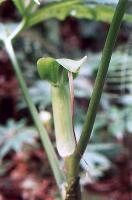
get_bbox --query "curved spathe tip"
[56,56,87,73]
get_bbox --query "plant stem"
[4,39,65,190]
[77,0,128,160]
[9,18,26,41]
[65,0,128,197]
[65,177,81,200]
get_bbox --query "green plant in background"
[0,0,129,199]
[0,119,38,159]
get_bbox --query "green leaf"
[92,0,118,3]
[26,1,132,28]
[26,0,80,27]
[13,0,26,16]
[13,0,37,17]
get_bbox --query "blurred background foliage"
[0,0,132,200]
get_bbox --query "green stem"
[9,18,26,41]
[78,0,128,157]
[4,39,65,190]
[67,0,128,180]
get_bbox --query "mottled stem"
[65,177,81,200]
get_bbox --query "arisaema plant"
[0,0,129,199]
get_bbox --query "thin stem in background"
[4,39,65,190]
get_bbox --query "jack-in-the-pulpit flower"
[37,56,87,157]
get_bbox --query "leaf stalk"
[4,39,65,191]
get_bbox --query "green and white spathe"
[37,56,87,157]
